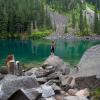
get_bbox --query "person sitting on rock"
[5,54,15,73]
[51,41,56,55]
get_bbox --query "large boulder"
[77,45,100,77]
[69,45,100,89]
[0,75,39,100]
[42,55,70,75]
[63,96,89,100]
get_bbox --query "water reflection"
[0,39,100,66]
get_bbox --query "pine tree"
[94,3,99,34]
[79,7,84,35]
[83,13,89,35]
[72,10,76,28]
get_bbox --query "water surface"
[0,39,100,66]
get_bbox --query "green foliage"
[91,88,100,100]
[94,4,99,34]
[72,10,76,28]
[0,0,52,38]
[46,0,79,13]
[79,7,84,35]
[31,29,52,39]
[65,25,68,33]
[83,13,89,35]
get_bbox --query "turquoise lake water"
[0,39,100,66]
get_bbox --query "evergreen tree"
[72,10,76,28]
[79,7,84,35]
[94,3,99,34]
[83,13,89,35]
[0,0,52,37]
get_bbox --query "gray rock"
[25,68,38,76]
[37,77,47,84]
[59,75,69,86]
[42,55,70,75]
[59,75,74,87]
[8,88,41,100]
[1,75,39,100]
[77,45,100,77]
[0,73,4,80]
[35,68,54,78]
[47,72,59,80]
[45,80,60,86]
[35,70,48,78]
[68,89,78,96]
[51,83,61,91]
[75,75,100,89]
[63,96,89,100]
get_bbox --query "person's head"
[52,40,55,44]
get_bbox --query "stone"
[45,80,60,86]
[41,85,55,98]
[37,77,47,84]
[63,96,89,100]
[35,69,48,78]
[59,75,74,87]
[47,72,59,80]
[0,67,8,74]
[55,95,63,100]
[51,83,61,91]
[24,88,41,100]
[42,55,70,75]
[59,75,68,86]
[35,67,54,78]
[8,88,41,100]
[45,97,56,100]
[45,66,54,70]
[61,85,71,92]
[75,88,90,97]
[0,73,4,80]
[68,89,78,96]
[75,75,100,89]
[24,68,38,76]
[76,45,100,77]
[1,75,39,100]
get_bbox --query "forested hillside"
[0,0,51,38]
[0,0,100,38]
[46,0,100,35]
[86,0,100,10]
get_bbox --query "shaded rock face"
[8,89,41,100]
[75,75,100,89]
[77,45,100,77]
[1,75,39,100]
[42,55,70,75]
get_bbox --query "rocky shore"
[0,45,100,100]
[45,33,100,41]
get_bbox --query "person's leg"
[52,48,55,55]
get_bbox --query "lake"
[0,39,100,67]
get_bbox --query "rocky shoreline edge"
[45,34,100,41]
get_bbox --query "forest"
[0,0,51,38]
[0,0,100,38]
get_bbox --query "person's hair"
[52,41,55,43]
